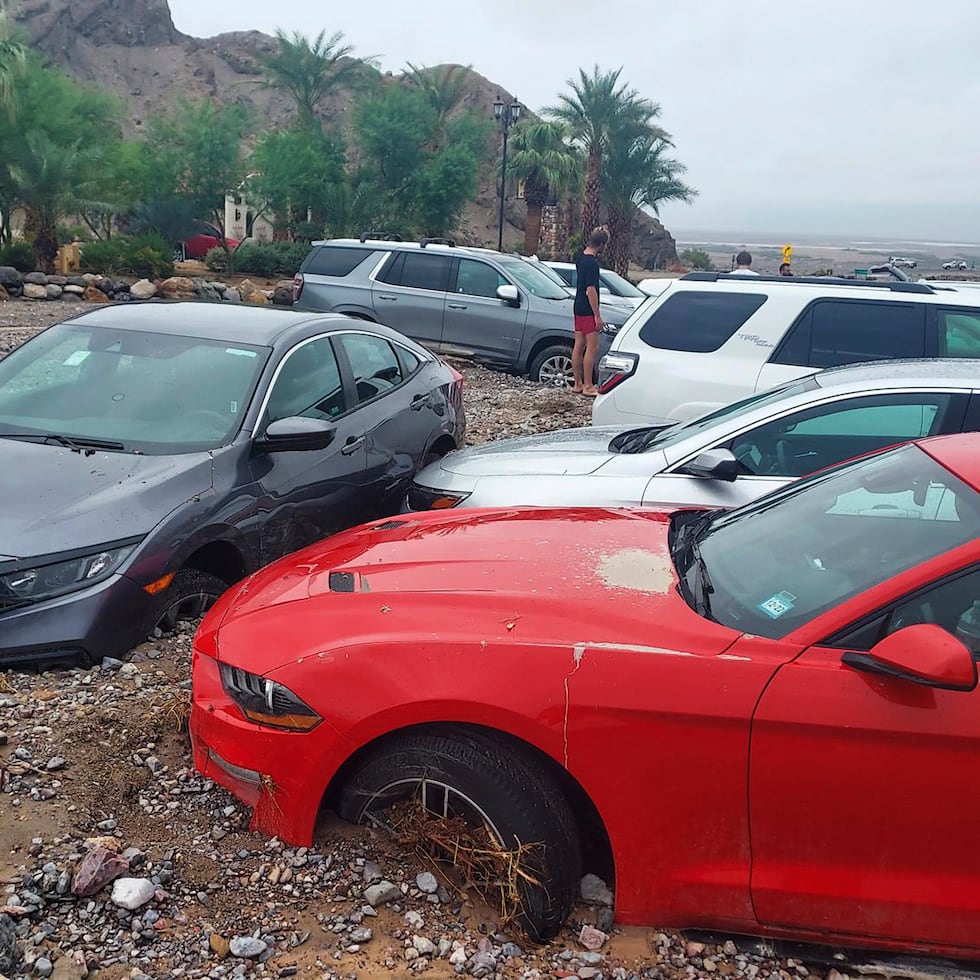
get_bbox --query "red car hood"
[211,507,738,674]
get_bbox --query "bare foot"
[582,387,599,397]
[571,385,584,394]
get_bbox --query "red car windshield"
[684,444,980,639]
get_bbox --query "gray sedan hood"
[437,425,652,477]
[0,439,215,559]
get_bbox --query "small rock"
[230,935,268,958]
[596,905,615,932]
[415,871,438,894]
[209,932,231,958]
[349,926,372,943]
[363,879,401,907]
[35,955,53,977]
[578,924,608,951]
[46,756,66,772]
[403,910,424,930]
[72,845,129,897]
[110,877,155,910]
[500,942,522,958]
[412,935,436,956]
[580,873,614,906]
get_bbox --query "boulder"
[238,279,268,305]
[63,284,86,296]
[157,276,195,300]
[24,271,48,285]
[46,283,63,299]
[47,275,67,286]
[96,278,113,295]
[66,276,88,288]
[0,284,8,302]
[273,280,294,306]
[130,279,157,300]
[0,266,21,287]
[23,282,48,300]
[83,286,109,303]
[112,279,130,293]
[224,287,242,304]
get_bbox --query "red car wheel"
[335,727,581,940]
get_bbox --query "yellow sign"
[782,244,793,262]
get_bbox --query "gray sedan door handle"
[341,436,366,456]
[447,303,467,310]
[377,294,397,301]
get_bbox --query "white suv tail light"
[597,352,639,394]
[293,274,305,303]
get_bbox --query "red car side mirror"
[842,623,978,693]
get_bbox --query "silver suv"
[292,236,622,385]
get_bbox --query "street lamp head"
[509,101,521,123]
[493,97,504,120]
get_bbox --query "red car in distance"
[191,433,980,955]
[176,222,240,261]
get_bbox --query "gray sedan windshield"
[689,444,980,638]
[0,324,269,454]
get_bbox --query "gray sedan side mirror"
[497,284,520,306]
[257,416,336,453]
[678,448,739,482]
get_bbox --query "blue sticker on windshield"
[757,591,797,619]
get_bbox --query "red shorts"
[574,314,599,334]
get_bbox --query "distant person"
[779,262,793,277]
[732,250,759,275]
[572,226,609,396]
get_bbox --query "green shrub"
[80,233,174,278]
[0,240,35,272]
[679,247,713,271]
[206,240,308,277]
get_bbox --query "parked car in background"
[292,236,626,386]
[192,431,980,955]
[406,360,980,512]
[594,271,980,426]
[0,304,463,667]
[544,260,645,310]
[176,221,240,262]
[944,259,969,271]
[888,255,918,269]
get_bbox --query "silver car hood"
[436,425,664,478]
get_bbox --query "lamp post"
[493,96,522,251]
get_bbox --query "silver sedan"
[405,359,980,512]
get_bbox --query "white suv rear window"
[638,291,767,353]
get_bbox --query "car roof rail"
[358,231,403,243]
[679,272,936,294]
[420,237,456,248]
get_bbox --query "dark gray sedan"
[0,303,464,666]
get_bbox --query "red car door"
[749,554,980,953]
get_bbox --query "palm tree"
[545,66,661,238]
[404,63,472,123]
[259,29,370,128]
[0,3,26,115]
[10,132,108,271]
[602,130,696,275]
[507,120,580,255]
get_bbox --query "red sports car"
[177,222,240,261]
[191,433,980,955]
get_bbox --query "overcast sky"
[168,0,980,242]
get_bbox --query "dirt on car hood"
[213,506,739,675]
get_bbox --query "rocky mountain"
[6,0,676,265]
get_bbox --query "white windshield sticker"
[64,350,90,366]
[757,591,797,619]
[225,348,257,358]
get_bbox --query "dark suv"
[293,236,622,386]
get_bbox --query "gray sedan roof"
[815,358,980,388]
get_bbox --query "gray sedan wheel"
[530,345,574,388]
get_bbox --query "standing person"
[572,226,609,395]
[732,250,759,275]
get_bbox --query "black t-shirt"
[574,252,601,317]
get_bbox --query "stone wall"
[0,267,294,306]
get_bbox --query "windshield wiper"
[612,423,677,454]
[0,432,126,454]
[670,511,717,618]
[687,539,715,619]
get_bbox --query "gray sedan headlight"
[0,545,136,601]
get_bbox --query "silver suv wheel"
[537,353,573,388]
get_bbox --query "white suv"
[593,272,980,425]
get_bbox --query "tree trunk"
[27,207,58,273]
[606,206,632,277]
[580,151,602,239]
[562,196,578,259]
[524,202,543,255]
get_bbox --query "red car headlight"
[219,664,321,732]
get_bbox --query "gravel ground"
[0,300,916,979]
